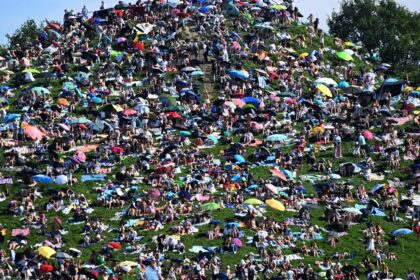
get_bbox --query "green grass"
[0,14,418,280]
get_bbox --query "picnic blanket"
[0,176,13,185]
[12,228,30,237]
[355,204,386,216]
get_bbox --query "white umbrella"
[315,77,338,87]
[342,208,363,215]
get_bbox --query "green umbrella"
[202,202,220,211]
[32,87,51,96]
[110,50,122,57]
[270,4,287,10]
[244,198,264,205]
[164,105,186,112]
[243,13,254,24]
[336,51,353,61]
[278,91,296,97]
[22,68,40,73]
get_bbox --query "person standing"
[334,134,342,158]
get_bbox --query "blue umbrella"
[234,154,246,163]
[94,17,107,23]
[241,96,260,105]
[410,90,420,95]
[231,174,241,182]
[384,78,398,83]
[198,6,210,13]
[180,130,191,136]
[0,86,10,91]
[391,228,413,237]
[90,96,103,104]
[207,135,218,144]
[370,184,384,193]
[228,70,248,80]
[296,186,307,192]
[4,114,21,123]
[225,222,240,227]
[338,81,350,88]
[33,174,54,183]
[265,134,287,141]
[37,31,48,40]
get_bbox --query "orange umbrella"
[57,98,69,107]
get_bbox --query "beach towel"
[81,174,106,182]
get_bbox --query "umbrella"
[296,186,306,192]
[32,87,51,95]
[53,252,73,259]
[149,188,161,197]
[55,175,68,185]
[341,208,363,215]
[57,98,70,107]
[271,168,288,181]
[122,109,137,116]
[336,51,353,61]
[24,125,43,140]
[362,130,374,141]
[316,84,332,97]
[282,169,294,179]
[228,70,248,80]
[207,135,218,145]
[244,198,264,205]
[232,238,243,248]
[370,184,384,193]
[234,154,246,164]
[312,126,325,136]
[338,81,350,88]
[70,118,93,125]
[22,68,40,73]
[4,114,21,123]
[40,264,54,272]
[232,98,246,108]
[33,174,53,183]
[202,202,220,211]
[266,199,285,211]
[391,228,413,237]
[265,183,278,195]
[107,242,121,249]
[265,134,287,141]
[38,246,56,258]
[369,199,380,208]
[315,77,337,87]
[278,91,297,97]
[270,4,287,10]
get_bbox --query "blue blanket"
[81,174,106,182]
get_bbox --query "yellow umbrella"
[38,246,56,258]
[316,84,332,98]
[312,126,325,136]
[404,86,413,93]
[265,199,285,211]
[416,87,420,91]
[344,42,355,47]
[299,52,309,59]
[413,110,420,115]
[118,261,139,267]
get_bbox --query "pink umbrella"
[285,98,296,104]
[57,123,70,131]
[232,98,246,108]
[149,188,161,197]
[75,150,86,162]
[269,95,280,102]
[232,238,243,248]
[24,126,43,140]
[231,41,241,51]
[170,9,181,16]
[122,109,137,116]
[196,195,213,202]
[117,37,127,43]
[250,121,263,130]
[387,187,396,193]
[362,130,374,141]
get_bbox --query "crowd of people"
[0,0,419,279]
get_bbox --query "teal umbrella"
[63,82,77,90]
[207,135,218,144]
[70,118,93,125]
[32,87,51,96]
[265,134,287,141]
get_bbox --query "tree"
[6,19,39,48]
[328,0,420,83]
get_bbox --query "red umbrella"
[165,111,181,119]
[108,242,121,249]
[270,168,288,181]
[122,109,137,116]
[40,264,54,273]
[232,238,243,248]
[111,146,124,154]
[78,124,88,130]
[49,23,62,32]
[133,41,145,51]
[268,72,279,79]
[362,130,374,141]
